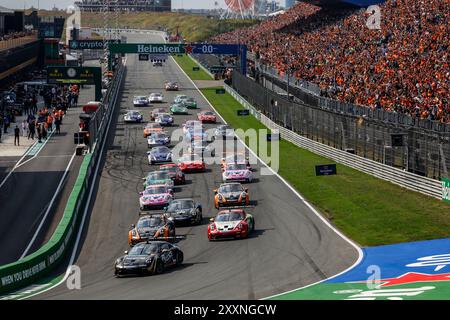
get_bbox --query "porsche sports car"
[133,96,149,106]
[176,154,206,172]
[197,111,217,123]
[187,139,215,157]
[143,123,164,138]
[182,120,203,134]
[213,125,235,140]
[150,108,167,121]
[114,241,183,276]
[165,81,179,91]
[170,103,189,115]
[185,128,208,142]
[173,94,189,104]
[214,183,250,209]
[143,171,174,189]
[182,97,198,109]
[155,113,174,126]
[153,61,163,67]
[139,185,173,210]
[159,164,186,185]
[164,199,202,226]
[128,214,176,246]
[222,163,253,183]
[147,146,172,165]
[147,132,171,147]
[207,209,255,241]
[149,92,164,103]
[221,153,251,171]
[124,110,144,123]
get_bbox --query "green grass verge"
[200,87,450,246]
[172,55,213,80]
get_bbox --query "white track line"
[171,54,364,299]
[22,56,127,300]
[20,151,76,259]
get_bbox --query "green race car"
[182,97,198,109]
[170,103,189,115]
[143,171,175,190]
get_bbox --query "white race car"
[124,110,144,123]
[222,163,253,183]
[133,96,149,106]
[149,92,164,103]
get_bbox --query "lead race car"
[139,185,173,210]
[128,214,176,246]
[114,241,183,276]
[208,209,255,241]
[164,198,203,226]
[165,81,179,91]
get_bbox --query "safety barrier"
[0,60,125,294]
[224,84,443,200]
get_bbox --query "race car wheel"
[155,260,164,274]
[176,252,184,266]
[249,219,255,233]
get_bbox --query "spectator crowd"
[212,0,450,124]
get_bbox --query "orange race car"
[143,123,164,138]
[214,183,250,209]
[128,214,175,246]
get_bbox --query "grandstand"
[212,0,450,124]
[75,0,172,12]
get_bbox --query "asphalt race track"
[36,33,358,299]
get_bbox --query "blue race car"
[147,132,171,147]
[147,146,173,165]
[124,110,144,123]
[155,113,174,126]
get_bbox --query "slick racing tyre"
[176,252,184,266]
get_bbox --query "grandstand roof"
[0,6,15,14]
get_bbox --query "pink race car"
[139,185,174,210]
[222,162,253,183]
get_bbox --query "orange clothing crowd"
[212,0,450,124]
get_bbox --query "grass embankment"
[80,12,257,42]
[200,87,450,246]
[172,55,213,80]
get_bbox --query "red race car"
[159,164,186,185]
[197,111,217,123]
[176,154,206,172]
[208,209,255,241]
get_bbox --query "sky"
[2,0,283,10]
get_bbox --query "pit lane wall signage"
[442,178,450,203]
[269,238,450,300]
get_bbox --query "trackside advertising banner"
[442,178,450,203]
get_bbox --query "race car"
[128,214,176,246]
[114,241,183,276]
[143,171,174,189]
[139,185,173,210]
[182,97,198,109]
[213,125,235,140]
[147,132,171,147]
[165,81,179,91]
[187,139,215,157]
[164,199,202,226]
[176,154,206,173]
[153,61,163,67]
[207,209,255,241]
[185,128,208,142]
[170,103,189,115]
[124,110,144,123]
[221,153,251,171]
[182,120,203,134]
[143,123,163,138]
[133,96,149,107]
[147,146,172,165]
[149,92,164,103]
[222,163,253,183]
[214,183,250,209]
[150,108,167,121]
[173,94,189,104]
[155,113,174,126]
[197,111,217,123]
[159,164,186,185]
